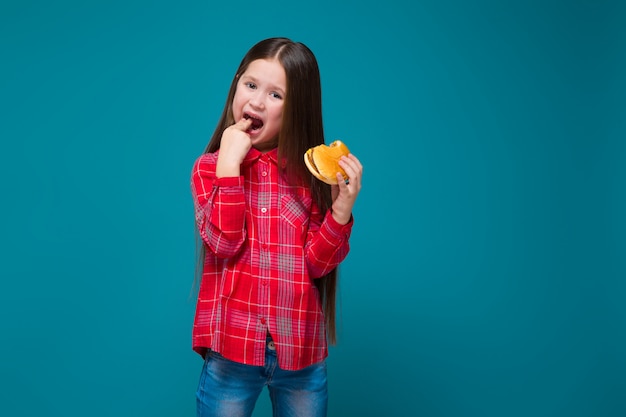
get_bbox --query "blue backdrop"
[1,1,624,416]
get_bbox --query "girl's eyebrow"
[241,75,285,95]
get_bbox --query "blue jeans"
[196,338,328,417]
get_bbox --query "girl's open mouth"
[244,113,264,131]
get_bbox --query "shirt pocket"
[280,194,312,230]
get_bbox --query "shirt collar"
[242,147,279,166]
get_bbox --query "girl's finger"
[336,172,347,186]
[339,157,360,182]
[346,154,363,172]
[232,118,253,131]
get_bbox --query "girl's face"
[232,58,287,152]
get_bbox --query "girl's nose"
[249,92,265,109]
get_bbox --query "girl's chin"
[251,137,278,152]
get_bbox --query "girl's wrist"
[330,206,351,225]
[216,159,241,178]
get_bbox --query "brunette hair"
[197,38,339,344]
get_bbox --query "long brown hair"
[196,38,339,344]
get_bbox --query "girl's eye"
[270,92,283,100]
[246,82,256,89]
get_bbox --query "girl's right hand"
[216,118,253,177]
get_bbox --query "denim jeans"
[196,338,328,417]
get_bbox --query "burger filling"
[307,150,320,173]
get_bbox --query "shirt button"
[260,318,266,324]
[261,207,267,213]
[261,171,268,177]
[262,280,268,286]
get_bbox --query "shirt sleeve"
[305,205,353,278]
[191,154,247,258]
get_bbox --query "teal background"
[1,0,624,416]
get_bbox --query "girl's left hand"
[331,154,363,225]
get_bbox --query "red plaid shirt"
[191,147,352,371]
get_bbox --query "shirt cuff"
[214,176,244,188]
[323,210,353,240]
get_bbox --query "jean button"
[267,341,276,351]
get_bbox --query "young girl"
[190,37,363,417]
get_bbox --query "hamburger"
[304,140,350,185]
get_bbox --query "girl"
[190,37,363,417]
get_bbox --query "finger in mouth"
[244,113,263,130]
